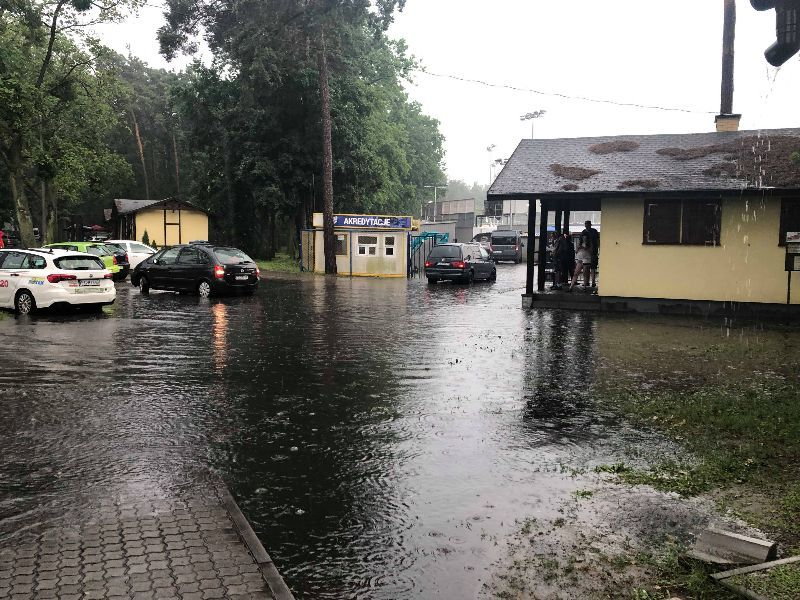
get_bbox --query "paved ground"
[0,485,282,600]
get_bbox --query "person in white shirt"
[568,237,592,291]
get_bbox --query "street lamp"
[486,144,497,185]
[520,110,547,139]
[423,184,447,222]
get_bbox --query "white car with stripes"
[0,248,116,314]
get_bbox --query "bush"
[142,230,150,246]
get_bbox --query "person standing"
[568,238,592,292]
[581,220,600,287]
[0,229,5,249]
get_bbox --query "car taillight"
[214,265,225,279]
[255,266,260,278]
[112,256,118,265]
[451,261,466,269]
[424,261,434,268]
[124,253,129,264]
[489,246,493,252]
[47,274,77,283]
[104,273,113,279]
[514,246,518,251]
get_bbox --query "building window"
[335,234,348,256]
[779,199,800,245]
[385,236,395,256]
[358,235,378,256]
[643,199,720,246]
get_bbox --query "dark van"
[490,230,522,263]
[424,243,496,284]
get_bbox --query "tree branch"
[37,0,68,89]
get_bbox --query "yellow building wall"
[599,196,799,304]
[313,230,407,277]
[134,209,209,247]
[135,210,165,246]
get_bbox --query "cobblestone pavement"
[0,486,276,600]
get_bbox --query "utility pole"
[721,0,736,115]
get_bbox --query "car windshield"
[428,245,461,259]
[103,243,123,253]
[214,247,254,265]
[85,246,106,257]
[54,256,105,270]
[492,236,516,245]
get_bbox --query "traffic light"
[751,0,800,66]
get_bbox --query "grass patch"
[729,562,800,600]
[256,253,303,274]
[601,378,800,547]
[633,542,736,599]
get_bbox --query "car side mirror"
[152,258,159,265]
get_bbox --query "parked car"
[471,232,493,250]
[44,242,124,281]
[106,240,155,270]
[0,248,115,314]
[490,230,522,263]
[424,243,496,284]
[131,243,260,298]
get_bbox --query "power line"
[417,70,717,115]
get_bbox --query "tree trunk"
[172,131,181,196]
[131,110,150,199]
[221,131,237,245]
[8,143,35,247]
[318,30,337,274]
[45,181,58,243]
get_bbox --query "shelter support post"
[555,210,562,234]
[525,199,536,295]
[537,200,548,292]
[563,210,570,233]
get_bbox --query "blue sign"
[333,215,412,229]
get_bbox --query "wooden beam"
[555,210,563,234]
[537,200,548,292]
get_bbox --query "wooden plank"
[692,528,776,565]
[536,200,548,292]
[712,555,800,581]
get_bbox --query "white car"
[105,239,156,269]
[0,248,116,314]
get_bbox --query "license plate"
[437,262,449,266]
[235,275,249,281]
[79,280,101,286]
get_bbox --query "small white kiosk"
[303,212,412,277]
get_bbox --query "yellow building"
[113,199,210,247]
[488,127,800,315]
[303,212,412,277]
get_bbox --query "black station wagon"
[424,243,497,284]
[131,243,259,298]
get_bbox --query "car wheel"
[427,277,438,285]
[462,270,474,285]
[489,269,497,281]
[197,280,212,298]
[139,276,150,295]
[15,290,36,315]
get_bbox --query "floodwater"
[0,264,793,598]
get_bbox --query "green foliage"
[791,150,800,164]
[141,230,150,246]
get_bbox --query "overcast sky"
[98,1,800,185]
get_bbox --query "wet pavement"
[0,263,794,599]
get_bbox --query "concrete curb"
[217,485,296,600]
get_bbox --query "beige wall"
[314,230,407,277]
[600,196,799,304]
[134,208,209,246]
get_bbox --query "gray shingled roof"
[488,128,800,198]
[114,198,211,215]
[114,199,161,214]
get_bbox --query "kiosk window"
[779,199,800,246]
[644,199,720,245]
[335,234,348,256]
[358,235,378,256]
[385,236,395,256]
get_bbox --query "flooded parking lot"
[1,263,798,599]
